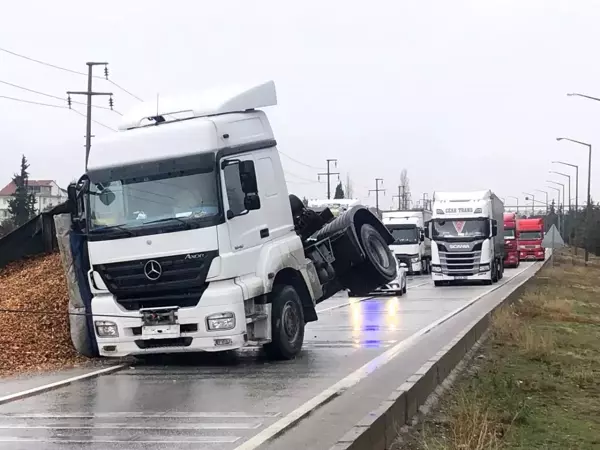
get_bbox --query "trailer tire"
[359,224,396,280]
[263,285,305,360]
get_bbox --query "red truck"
[503,212,520,267]
[517,217,545,261]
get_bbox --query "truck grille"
[437,242,482,276]
[94,251,218,311]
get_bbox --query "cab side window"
[223,159,261,218]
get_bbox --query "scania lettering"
[426,190,505,286]
[59,81,396,360]
[381,209,432,274]
[503,212,520,268]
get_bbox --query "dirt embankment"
[0,253,86,376]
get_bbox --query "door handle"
[260,228,270,238]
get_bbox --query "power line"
[0,94,65,109]
[0,46,143,102]
[0,94,117,131]
[279,150,326,170]
[0,79,122,115]
[284,170,322,184]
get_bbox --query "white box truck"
[381,210,432,274]
[426,190,504,286]
[60,81,397,360]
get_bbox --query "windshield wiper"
[90,224,135,236]
[143,217,191,228]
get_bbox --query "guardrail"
[0,202,69,269]
[329,259,549,450]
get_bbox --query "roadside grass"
[400,253,600,450]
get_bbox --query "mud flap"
[54,214,99,358]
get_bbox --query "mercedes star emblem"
[144,260,162,281]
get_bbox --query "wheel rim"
[368,239,391,268]
[282,301,300,343]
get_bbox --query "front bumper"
[92,280,249,357]
[431,270,491,281]
[519,250,545,261]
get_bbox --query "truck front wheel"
[264,285,305,360]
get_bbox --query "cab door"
[222,156,270,257]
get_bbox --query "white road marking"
[315,280,431,313]
[0,437,241,444]
[0,422,262,430]
[234,263,536,450]
[0,412,280,419]
[0,364,127,406]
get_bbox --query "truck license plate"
[142,324,180,337]
[454,276,467,280]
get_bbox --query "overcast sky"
[1,0,600,210]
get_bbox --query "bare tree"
[395,169,411,210]
[344,174,354,199]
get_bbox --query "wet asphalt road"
[0,266,537,450]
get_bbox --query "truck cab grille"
[437,242,482,275]
[94,251,218,311]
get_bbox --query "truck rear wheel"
[263,285,305,360]
[359,224,396,280]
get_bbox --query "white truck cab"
[427,190,504,286]
[64,81,397,360]
[381,210,431,274]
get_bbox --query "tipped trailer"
[427,190,505,286]
[59,81,396,361]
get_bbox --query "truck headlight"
[207,312,236,331]
[479,264,490,272]
[95,321,119,337]
[431,265,442,273]
[411,256,419,263]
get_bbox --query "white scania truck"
[61,81,397,360]
[426,190,504,286]
[381,209,432,274]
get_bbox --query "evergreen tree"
[334,182,345,199]
[7,155,36,226]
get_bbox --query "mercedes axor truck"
[426,190,505,286]
[503,212,520,268]
[59,81,397,360]
[381,209,432,274]
[517,217,545,261]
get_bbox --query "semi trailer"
[517,217,545,261]
[57,80,397,360]
[503,212,520,268]
[381,209,432,274]
[427,190,505,286]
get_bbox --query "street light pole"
[550,171,571,213]
[523,192,536,215]
[534,190,549,214]
[552,161,578,215]
[548,180,565,236]
[556,137,592,264]
[547,185,562,234]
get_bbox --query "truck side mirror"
[420,231,425,242]
[239,160,258,194]
[423,221,430,239]
[491,219,498,237]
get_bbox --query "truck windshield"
[432,218,489,239]
[88,168,219,233]
[386,225,419,244]
[519,231,542,240]
[504,229,516,239]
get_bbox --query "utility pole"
[393,185,404,210]
[369,178,385,213]
[67,62,113,170]
[318,159,339,200]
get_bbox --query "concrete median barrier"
[328,260,550,450]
